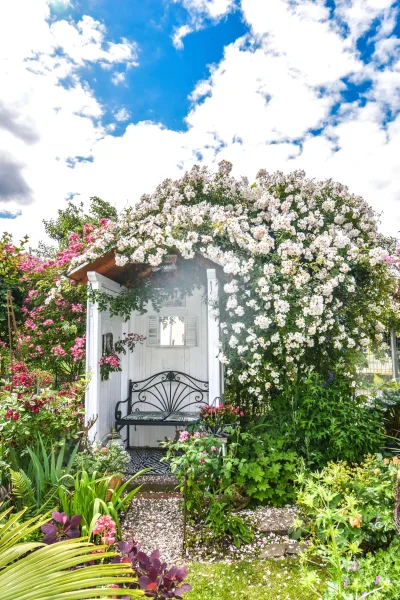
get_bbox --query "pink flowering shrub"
[0,363,84,453]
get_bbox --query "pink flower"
[210,446,217,452]
[43,319,54,326]
[240,411,244,417]
[193,431,201,438]
[92,515,117,538]
[71,304,83,313]
[101,536,115,546]
[71,335,86,362]
[51,344,67,357]
[199,458,205,464]
[179,431,190,442]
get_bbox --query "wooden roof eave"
[68,249,230,285]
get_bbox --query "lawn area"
[186,558,325,600]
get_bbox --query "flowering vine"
[67,162,398,401]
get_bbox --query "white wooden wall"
[85,273,127,443]
[127,286,208,447]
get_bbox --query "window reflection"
[159,316,185,346]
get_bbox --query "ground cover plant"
[185,558,326,600]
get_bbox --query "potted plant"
[199,404,244,437]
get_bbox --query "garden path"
[122,491,184,563]
[122,486,300,564]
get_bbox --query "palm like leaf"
[0,508,142,599]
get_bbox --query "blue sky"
[0,0,400,243]
[61,0,247,131]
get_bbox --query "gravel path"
[122,492,184,564]
[122,491,299,565]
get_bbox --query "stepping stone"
[260,543,287,559]
[285,542,305,556]
[258,513,295,536]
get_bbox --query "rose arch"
[70,161,398,410]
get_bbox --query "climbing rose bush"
[68,162,397,400]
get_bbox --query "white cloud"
[172,0,236,48]
[111,72,126,85]
[114,108,131,122]
[2,0,400,246]
[172,25,194,50]
[176,0,236,19]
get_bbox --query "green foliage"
[164,425,299,547]
[163,432,253,547]
[0,507,140,599]
[294,455,399,553]
[205,498,253,548]
[296,455,400,599]
[73,441,131,477]
[344,537,400,599]
[230,428,299,506]
[264,370,386,468]
[43,196,118,248]
[9,439,78,517]
[370,374,400,439]
[58,469,146,538]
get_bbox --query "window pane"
[159,316,185,346]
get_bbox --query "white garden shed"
[69,252,224,447]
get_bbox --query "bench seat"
[115,371,210,447]
[122,411,200,423]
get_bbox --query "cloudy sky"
[0,0,399,246]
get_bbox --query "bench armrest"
[115,396,131,421]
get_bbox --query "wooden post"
[207,269,222,406]
[390,328,399,380]
[182,474,188,554]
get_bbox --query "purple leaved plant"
[116,541,192,599]
[41,512,81,544]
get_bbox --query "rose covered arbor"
[67,161,398,447]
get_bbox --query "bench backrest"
[128,370,209,415]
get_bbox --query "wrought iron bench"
[115,370,209,448]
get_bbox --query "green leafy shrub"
[294,455,399,552]
[163,431,253,547]
[230,428,299,506]
[265,371,386,468]
[73,440,131,477]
